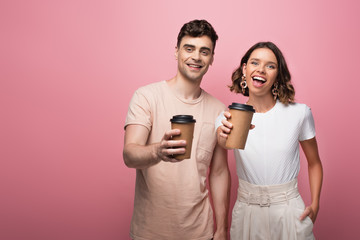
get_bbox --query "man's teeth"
[252,76,266,82]
[188,64,201,68]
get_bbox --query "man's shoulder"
[202,90,226,110]
[132,81,167,102]
[136,81,165,94]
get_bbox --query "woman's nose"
[257,64,265,73]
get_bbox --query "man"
[123,19,230,240]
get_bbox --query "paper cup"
[225,103,255,149]
[170,115,196,160]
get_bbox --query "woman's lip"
[252,75,266,82]
[251,75,267,87]
[252,80,265,87]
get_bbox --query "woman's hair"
[177,19,218,53]
[229,41,295,104]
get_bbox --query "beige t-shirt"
[125,81,226,240]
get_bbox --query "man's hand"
[154,129,187,163]
[124,125,188,168]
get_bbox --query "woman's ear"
[242,63,247,74]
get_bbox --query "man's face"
[175,35,214,83]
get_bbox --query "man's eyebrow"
[182,44,212,52]
[200,47,211,52]
[183,44,195,48]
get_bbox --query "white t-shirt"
[215,101,316,185]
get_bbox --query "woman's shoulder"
[277,101,311,115]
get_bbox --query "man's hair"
[229,41,295,104]
[177,19,218,53]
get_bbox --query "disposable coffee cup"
[225,103,255,149]
[170,115,196,160]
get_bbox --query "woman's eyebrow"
[249,58,277,65]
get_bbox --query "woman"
[216,42,323,239]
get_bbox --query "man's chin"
[187,77,202,83]
[187,72,207,82]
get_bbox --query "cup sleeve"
[299,106,316,141]
[215,111,225,131]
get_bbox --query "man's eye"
[201,51,209,56]
[186,48,193,52]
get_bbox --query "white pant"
[230,178,314,240]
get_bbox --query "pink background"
[1,0,359,239]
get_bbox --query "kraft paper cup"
[170,115,196,160]
[225,103,255,149]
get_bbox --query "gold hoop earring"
[240,75,247,94]
[272,83,279,100]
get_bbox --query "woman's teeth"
[252,76,266,82]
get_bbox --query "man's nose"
[191,51,201,61]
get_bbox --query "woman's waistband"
[237,178,299,207]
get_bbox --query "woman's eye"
[251,61,258,65]
[267,65,276,69]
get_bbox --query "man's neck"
[167,75,202,100]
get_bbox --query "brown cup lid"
[228,102,255,112]
[170,115,196,123]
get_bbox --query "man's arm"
[299,137,323,223]
[209,143,231,240]
[123,124,187,169]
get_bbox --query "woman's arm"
[299,137,323,223]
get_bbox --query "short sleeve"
[299,105,316,141]
[215,111,225,131]
[124,90,152,131]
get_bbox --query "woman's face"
[242,47,278,98]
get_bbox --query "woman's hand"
[300,204,319,223]
[219,111,233,139]
[216,111,254,149]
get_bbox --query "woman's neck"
[246,94,276,113]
